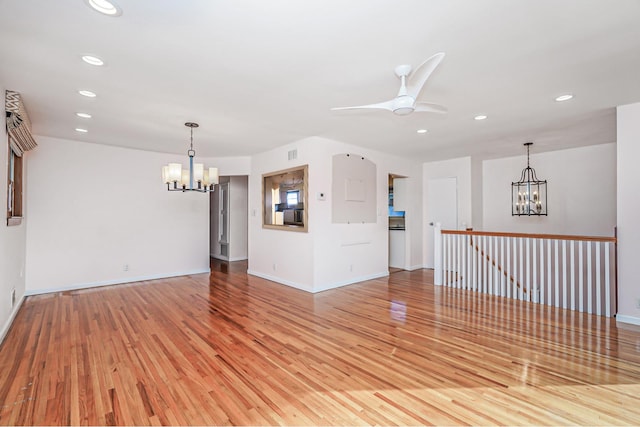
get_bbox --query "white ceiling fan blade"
[414,102,448,114]
[331,99,395,112]
[406,52,445,99]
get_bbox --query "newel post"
[434,222,443,286]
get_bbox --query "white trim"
[0,295,25,345]
[247,270,312,292]
[616,314,640,326]
[211,254,247,262]
[247,270,390,294]
[24,269,211,296]
[406,264,425,271]
[313,271,389,293]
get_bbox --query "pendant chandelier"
[161,122,218,192]
[512,142,547,216]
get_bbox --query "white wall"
[616,103,640,324]
[471,156,483,229]
[310,137,423,290]
[0,83,28,342]
[248,141,315,291]
[482,143,616,236]
[248,136,422,292]
[422,157,473,268]
[24,136,248,294]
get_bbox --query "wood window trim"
[7,143,23,227]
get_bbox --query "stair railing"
[434,225,617,317]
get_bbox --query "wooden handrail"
[441,229,616,243]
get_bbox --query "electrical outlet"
[11,288,16,308]
[272,263,277,271]
[349,264,353,272]
[636,298,640,309]
[123,264,129,272]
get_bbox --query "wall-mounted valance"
[5,90,37,156]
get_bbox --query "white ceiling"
[1,0,639,161]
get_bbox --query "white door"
[425,177,457,268]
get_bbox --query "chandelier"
[512,142,547,216]
[161,122,218,192]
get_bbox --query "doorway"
[388,174,408,270]
[210,176,248,264]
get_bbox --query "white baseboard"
[24,269,211,296]
[211,254,247,262]
[246,270,313,292]
[247,270,390,294]
[616,314,640,326]
[0,295,25,346]
[406,264,426,271]
[313,271,389,293]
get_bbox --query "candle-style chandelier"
[161,122,218,192]
[512,142,547,216]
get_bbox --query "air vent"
[288,149,297,161]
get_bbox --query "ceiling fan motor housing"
[393,95,415,115]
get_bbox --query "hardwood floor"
[1,260,640,425]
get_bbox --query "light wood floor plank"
[1,260,640,425]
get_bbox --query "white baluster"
[457,234,461,288]
[547,239,552,307]
[579,241,584,312]
[532,237,537,303]
[519,237,524,300]
[494,237,499,296]
[570,240,576,311]
[605,242,611,317]
[500,236,505,297]
[473,234,478,291]
[462,233,466,289]
[506,237,511,299]
[562,240,568,309]
[554,240,560,308]
[447,234,456,288]
[482,235,487,294]
[596,242,601,316]
[450,234,455,287]
[587,242,593,314]
[466,234,471,290]
[488,236,493,294]
[447,234,453,287]
[539,239,545,305]
[526,237,531,302]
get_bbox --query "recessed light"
[75,128,88,133]
[417,129,428,134]
[555,94,573,102]
[474,115,487,121]
[76,112,92,118]
[81,55,104,66]
[84,0,122,16]
[78,90,96,98]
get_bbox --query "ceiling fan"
[331,52,447,116]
